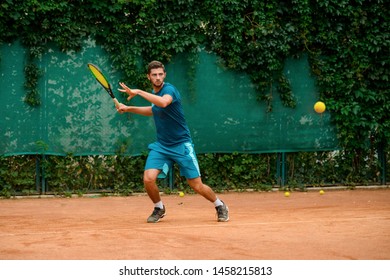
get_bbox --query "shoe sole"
[147,213,166,223]
[218,217,229,222]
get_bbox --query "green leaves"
[0,0,388,155]
[308,0,389,154]
[24,61,43,107]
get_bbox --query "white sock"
[154,201,164,209]
[213,198,223,207]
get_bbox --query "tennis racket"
[87,63,120,108]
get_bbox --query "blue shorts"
[145,142,201,179]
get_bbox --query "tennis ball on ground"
[314,101,326,114]
[319,190,325,195]
[284,191,290,197]
[179,191,184,197]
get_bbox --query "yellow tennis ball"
[314,101,326,114]
[179,191,184,197]
[319,190,325,195]
[284,191,290,197]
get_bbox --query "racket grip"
[113,98,120,108]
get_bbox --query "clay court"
[0,188,389,260]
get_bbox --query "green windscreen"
[0,41,338,156]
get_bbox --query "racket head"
[87,63,114,98]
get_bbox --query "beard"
[153,80,164,90]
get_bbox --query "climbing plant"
[308,0,389,170]
[0,0,389,158]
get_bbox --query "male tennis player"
[116,61,229,223]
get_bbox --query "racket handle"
[113,98,120,108]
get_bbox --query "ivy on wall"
[23,49,43,107]
[0,0,389,158]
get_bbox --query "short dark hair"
[147,60,165,74]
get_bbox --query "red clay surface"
[0,189,389,260]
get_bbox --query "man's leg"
[143,168,162,203]
[186,177,217,202]
[144,169,166,223]
[187,177,229,222]
[178,143,229,222]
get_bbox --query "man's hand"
[116,103,127,114]
[118,82,138,101]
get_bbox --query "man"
[117,61,229,223]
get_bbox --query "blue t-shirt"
[151,83,192,146]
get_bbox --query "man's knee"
[143,169,159,185]
[187,177,203,191]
